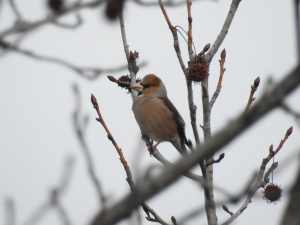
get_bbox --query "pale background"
[0,0,299,225]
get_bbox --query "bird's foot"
[147,141,160,156]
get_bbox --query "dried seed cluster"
[262,184,282,204]
[189,54,208,83]
[105,0,124,20]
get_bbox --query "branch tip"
[286,126,293,136]
[254,77,260,88]
[221,49,226,60]
[219,153,225,160]
[171,216,177,225]
[203,43,210,53]
[269,144,274,153]
[107,75,117,82]
[222,204,233,216]
[91,94,98,108]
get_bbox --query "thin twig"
[0,0,105,39]
[118,12,140,100]
[72,85,106,206]
[205,153,225,168]
[222,205,233,216]
[158,0,186,72]
[245,77,260,111]
[8,0,22,21]
[186,0,194,60]
[0,40,127,79]
[52,13,83,29]
[205,0,242,64]
[222,127,293,224]
[210,49,226,109]
[90,64,300,225]
[91,94,168,225]
[133,0,203,7]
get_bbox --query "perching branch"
[159,0,200,146]
[90,94,168,225]
[90,64,300,225]
[118,11,140,100]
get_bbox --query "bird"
[131,74,188,155]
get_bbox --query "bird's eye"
[142,84,150,89]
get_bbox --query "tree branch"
[91,94,168,225]
[72,85,106,206]
[90,64,300,225]
[204,0,242,64]
[0,40,127,80]
[0,0,105,39]
[210,49,226,109]
[245,77,260,111]
[222,127,293,224]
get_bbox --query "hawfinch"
[131,74,188,155]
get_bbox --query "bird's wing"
[159,97,187,148]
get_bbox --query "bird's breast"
[132,96,177,142]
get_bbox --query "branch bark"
[90,63,300,225]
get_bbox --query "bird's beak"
[130,82,143,93]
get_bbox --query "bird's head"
[131,74,167,97]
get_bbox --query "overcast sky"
[0,0,299,225]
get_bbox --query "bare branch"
[8,0,23,21]
[0,40,127,79]
[91,94,168,225]
[205,0,242,63]
[159,0,186,72]
[73,85,106,206]
[245,77,260,111]
[222,205,233,216]
[210,49,226,108]
[222,127,292,224]
[0,0,105,39]
[90,64,300,225]
[118,11,140,100]
[133,0,205,7]
[52,13,83,29]
[205,153,225,168]
[186,0,194,60]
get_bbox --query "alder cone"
[189,54,208,83]
[262,184,282,204]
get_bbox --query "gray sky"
[0,0,299,225]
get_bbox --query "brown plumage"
[131,74,187,155]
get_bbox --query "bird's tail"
[171,137,188,156]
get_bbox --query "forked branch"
[90,94,168,225]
